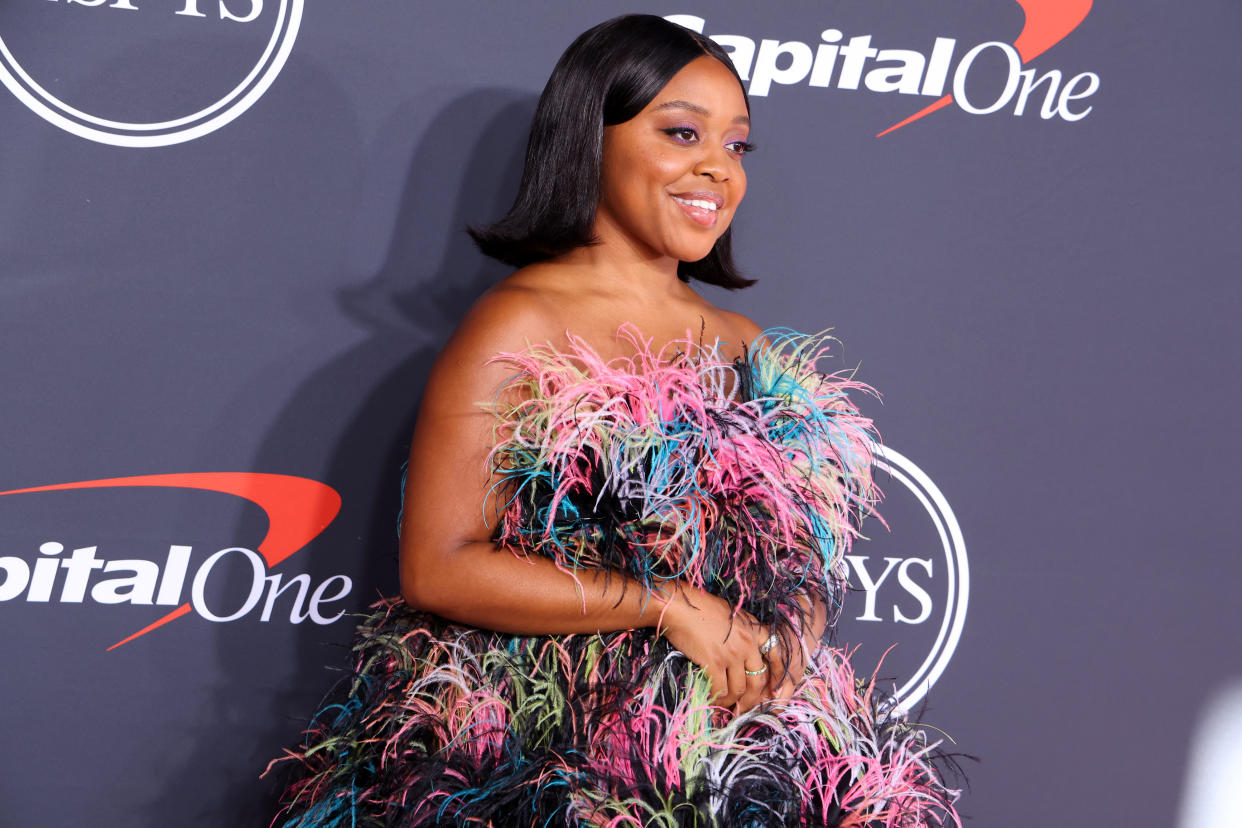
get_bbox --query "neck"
[554,219,686,302]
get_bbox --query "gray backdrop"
[1,1,1239,826]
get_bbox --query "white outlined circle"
[0,0,302,147]
[870,445,969,715]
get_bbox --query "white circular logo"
[838,445,970,716]
[0,0,302,147]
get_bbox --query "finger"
[740,623,770,709]
[764,646,789,696]
[768,626,802,684]
[737,662,769,712]
[773,679,796,702]
[726,613,766,710]
[771,663,799,701]
[721,662,747,709]
[769,656,800,711]
[704,664,728,705]
[777,636,811,701]
[766,682,793,717]
[781,650,805,689]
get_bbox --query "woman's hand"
[658,585,773,714]
[767,592,830,703]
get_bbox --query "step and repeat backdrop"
[1,2,1238,826]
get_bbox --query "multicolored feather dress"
[268,325,961,827]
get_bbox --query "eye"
[726,140,756,156]
[662,126,699,144]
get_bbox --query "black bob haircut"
[469,14,755,290]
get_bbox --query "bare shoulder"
[716,307,765,344]
[408,271,568,418]
[442,268,568,361]
[680,288,766,354]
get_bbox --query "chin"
[670,237,722,264]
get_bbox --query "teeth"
[673,196,718,211]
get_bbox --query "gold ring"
[744,665,768,676]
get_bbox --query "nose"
[693,145,731,182]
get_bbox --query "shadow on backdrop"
[152,87,535,827]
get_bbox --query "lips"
[671,191,724,227]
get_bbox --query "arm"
[399,286,643,632]
[399,288,773,710]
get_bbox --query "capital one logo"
[0,0,302,146]
[839,447,969,715]
[669,0,1097,136]
[0,473,349,650]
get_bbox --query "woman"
[271,14,960,827]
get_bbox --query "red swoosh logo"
[0,473,341,649]
[877,0,1093,137]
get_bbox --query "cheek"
[599,135,638,201]
[734,169,748,204]
[619,153,683,215]
[628,149,683,195]
[649,150,687,179]
[718,172,746,228]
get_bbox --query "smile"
[670,194,723,228]
[671,196,719,212]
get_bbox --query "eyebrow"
[653,99,750,125]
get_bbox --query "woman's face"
[595,55,751,266]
